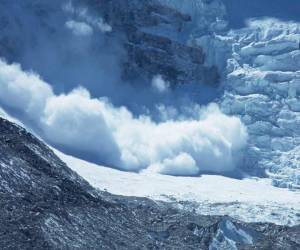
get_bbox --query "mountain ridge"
[1,116,300,249]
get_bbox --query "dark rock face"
[0,0,219,85]
[0,117,299,249]
[89,0,219,84]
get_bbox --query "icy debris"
[209,219,253,250]
[254,51,300,72]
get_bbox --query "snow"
[56,150,300,226]
[0,59,248,175]
[65,20,93,36]
[151,75,170,93]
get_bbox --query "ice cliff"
[218,19,300,189]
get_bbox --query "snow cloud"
[152,75,170,94]
[0,59,248,175]
[65,20,93,36]
[146,153,199,176]
[0,60,53,118]
[63,1,112,33]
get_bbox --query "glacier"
[217,19,300,189]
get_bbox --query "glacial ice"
[209,219,253,250]
[206,18,300,189]
[182,7,300,189]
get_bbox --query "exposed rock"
[81,0,220,84]
[0,0,220,85]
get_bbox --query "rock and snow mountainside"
[1,117,300,249]
[99,0,300,189]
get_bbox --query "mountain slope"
[1,117,300,249]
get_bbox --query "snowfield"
[56,150,300,226]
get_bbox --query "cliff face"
[1,117,300,249]
[96,0,219,84]
[0,0,219,85]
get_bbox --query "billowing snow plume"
[63,1,112,33]
[65,20,93,36]
[0,59,248,175]
[151,75,170,94]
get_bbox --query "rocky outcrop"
[1,118,300,249]
[84,0,220,84]
[0,0,220,85]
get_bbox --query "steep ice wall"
[219,19,300,189]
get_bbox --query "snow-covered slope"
[1,105,298,226]
[56,150,300,226]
